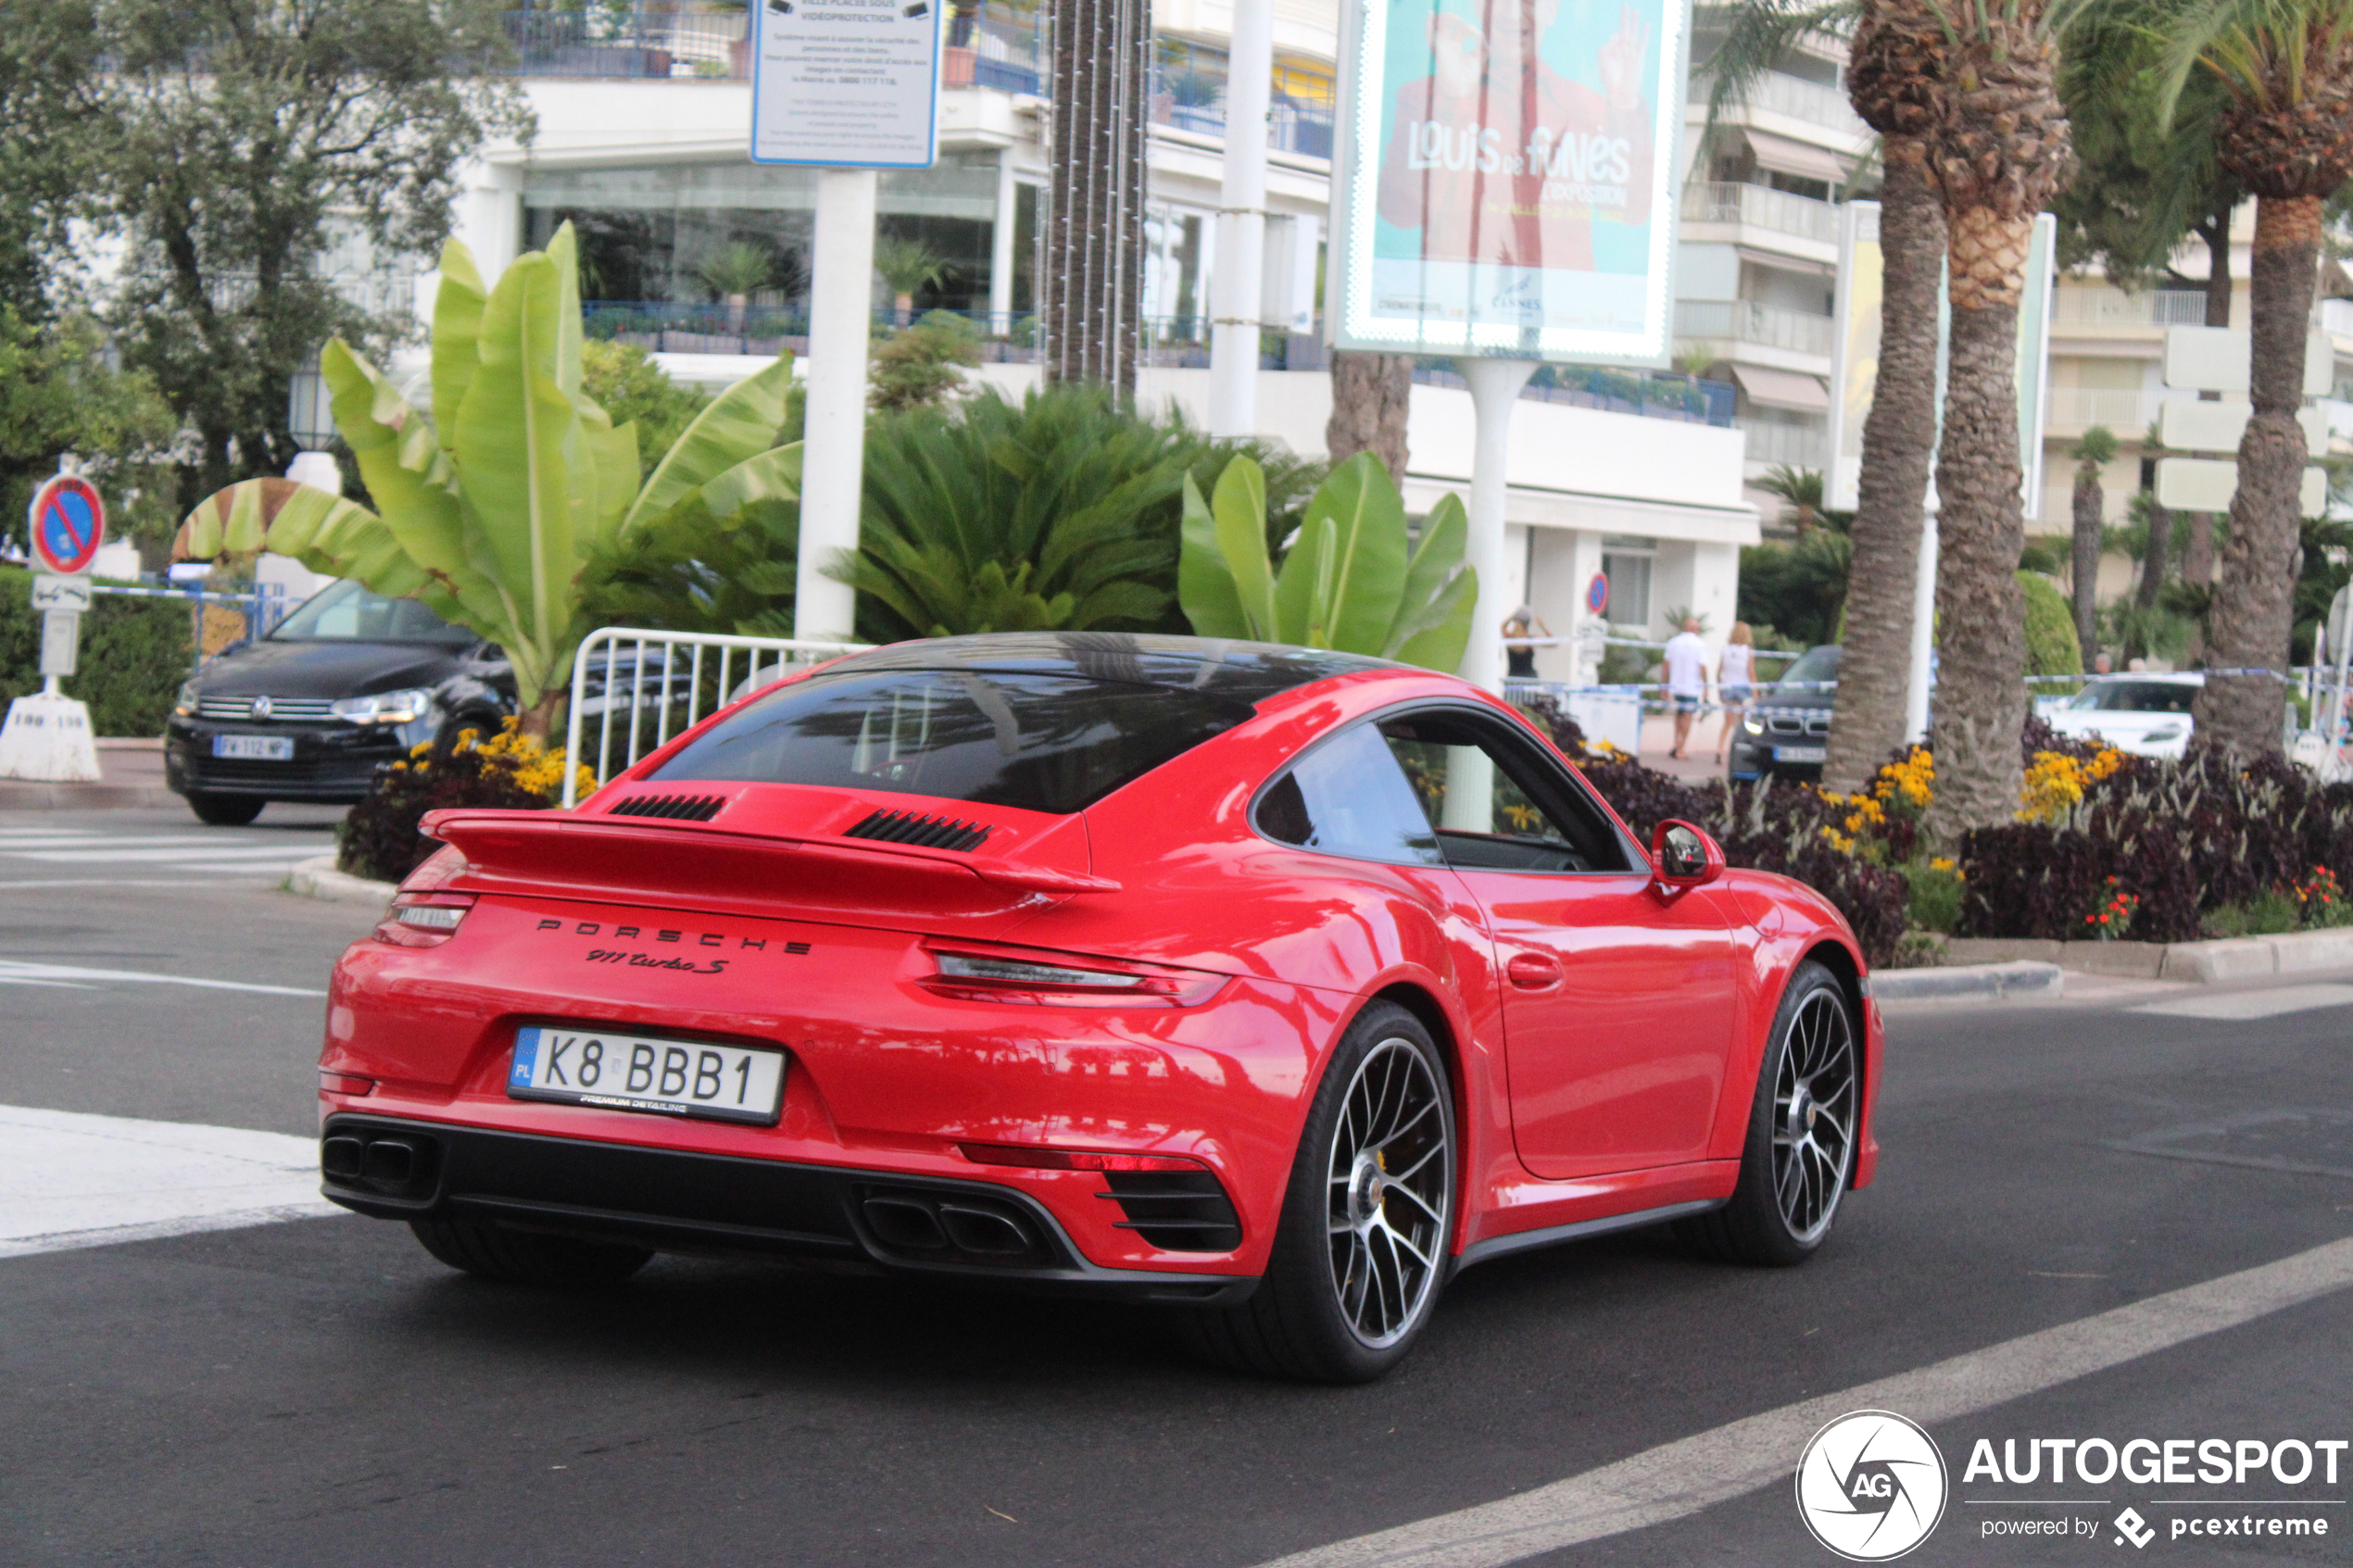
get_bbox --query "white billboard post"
[1825,205,2056,742]
[1327,0,1691,698]
[751,0,944,643]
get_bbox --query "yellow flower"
[1929,856,1956,873]
[2018,751,2087,823]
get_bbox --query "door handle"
[1505,951,1561,990]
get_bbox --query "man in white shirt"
[1662,618,1709,760]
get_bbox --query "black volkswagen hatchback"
[164,582,514,824]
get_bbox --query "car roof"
[824,633,1401,706]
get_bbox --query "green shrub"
[2206,890,2299,939]
[2017,570,2082,678]
[1906,859,1965,934]
[0,565,192,735]
[870,310,984,411]
[1737,531,1850,648]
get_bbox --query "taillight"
[959,1143,1209,1173]
[918,942,1227,1007]
[372,892,477,947]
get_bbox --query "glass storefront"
[522,154,1011,315]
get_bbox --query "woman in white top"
[1714,621,1755,765]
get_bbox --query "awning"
[1732,364,1831,414]
[1742,130,1853,186]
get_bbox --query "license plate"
[508,1026,786,1125]
[1775,745,1827,763]
[213,734,295,760]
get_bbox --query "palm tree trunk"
[1326,352,1413,481]
[1040,0,1148,393]
[2071,467,2102,663]
[2136,496,2171,609]
[1823,142,1943,793]
[1923,207,2033,840]
[2196,194,2318,756]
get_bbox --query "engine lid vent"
[844,808,990,852]
[608,793,727,822]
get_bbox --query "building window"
[1600,546,1655,631]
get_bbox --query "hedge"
[0,565,193,735]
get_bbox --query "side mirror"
[1652,819,1725,888]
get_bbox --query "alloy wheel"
[1326,1038,1451,1348]
[1773,989,1856,1243]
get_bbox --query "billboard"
[1327,0,1691,364]
[1826,203,2055,519]
[750,0,942,169]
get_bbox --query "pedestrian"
[1713,621,1755,764]
[1663,617,1708,760]
[2092,650,2112,676]
[1503,606,1551,680]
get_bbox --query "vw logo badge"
[250,696,272,721]
[1794,1411,1947,1561]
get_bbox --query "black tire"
[1181,1000,1456,1383]
[1680,959,1860,1266]
[186,792,264,826]
[409,1218,652,1287]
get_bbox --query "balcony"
[2045,387,2170,433]
[1689,69,1868,137]
[2050,287,2208,327]
[500,9,749,79]
[1416,362,1737,425]
[943,7,1045,94]
[1148,41,1336,158]
[1675,299,1834,357]
[1680,182,1836,244]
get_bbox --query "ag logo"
[1794,1410,1948,1561]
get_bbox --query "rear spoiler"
[419,809,1120,908]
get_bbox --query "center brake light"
[918,940,1227,1007]
[373,892,478,947]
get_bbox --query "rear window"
[649,669,1255,814]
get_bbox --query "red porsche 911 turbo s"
[319,633,1881,1382]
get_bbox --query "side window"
[1378,709,1635,874]
[1255,722,1445,867]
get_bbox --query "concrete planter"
[1944,929,2353,984]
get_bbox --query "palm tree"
[2151,0,2353,754]
[1755,463,1827,537]
[698,240,774,333]
[872,234,951,321]
[2070,424,2117,661]
[1692,0,1951,794]
[1325,352,1412,480]
[1912,0,2072,839]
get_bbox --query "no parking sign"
[30,473,106,576]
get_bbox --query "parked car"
[164,582,516,825]
[1728,644,1839,783]
[319,633,1881,1382]
[2043,672,2202,759]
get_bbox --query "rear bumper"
[322,1112,1259,1306]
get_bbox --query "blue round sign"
[30,474,105,575]
[1584,571,1609,615]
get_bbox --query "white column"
[1905,508,1938,744]
[988,149,1017,331]
[796,167,878,644]
[1458,358,1538,694]
[1205,0,1271,437]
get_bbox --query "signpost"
[1327,0,1691,690]
[0,468,106,782]
[751,0,942,644]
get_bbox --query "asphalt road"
[5,809,2351,1566]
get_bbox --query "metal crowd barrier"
[560,627,868,809]
[92,580,289,677]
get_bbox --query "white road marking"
[0,1104,339,1260]
[0,880,233,889]
[0,824,335,880]
[8,845,332,863]
[1252,1236,2353,1568]
[2132,984,2353,1022]
[0,959,326,997]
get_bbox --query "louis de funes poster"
[1341,0,1683,355]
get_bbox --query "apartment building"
[1674,14,1870,506]
[394,1,1758,670]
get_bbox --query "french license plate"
[1775,745,1828,764]
[213,734,294,760]
[508,1025,786,1125]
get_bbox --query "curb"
[0,781,181,809]
[1870,960,2065,1004]
[283,854,396,908]
[1944,930,2353,984]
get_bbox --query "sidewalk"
[0,739,180,809]
[1634,713,1733,784]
